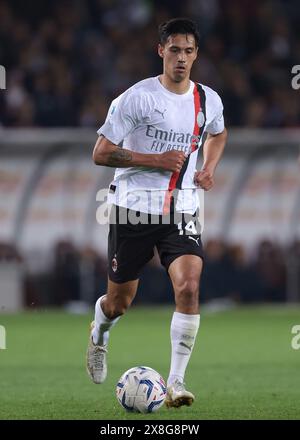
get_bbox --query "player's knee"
[104,299,131,319]
[175,278,199,306]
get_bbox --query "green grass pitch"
[0,305,299,420]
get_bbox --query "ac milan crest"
[197,110,205,128]
[112,255,118,272]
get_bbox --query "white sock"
[167,312,200,386]
[91,295,120,345]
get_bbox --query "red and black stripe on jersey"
[162,83,206,214]
[176,83,206,189]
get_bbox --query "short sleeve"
[205,92,225,135]
[97,90,148,145]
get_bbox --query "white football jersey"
[97,76,224,215]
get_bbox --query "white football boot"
[86,321,107,384]
[165,379,195,408]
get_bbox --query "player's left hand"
[194,169,214,191]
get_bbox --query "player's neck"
[159,74,191,95]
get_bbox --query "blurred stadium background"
[1,0,300,312]
[1,0,300,421]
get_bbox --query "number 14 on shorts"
[177,220,198,235]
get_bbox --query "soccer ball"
[116,366,167,413]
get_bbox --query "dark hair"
[158,18,200,47]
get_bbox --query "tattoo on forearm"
[107,149,133,167]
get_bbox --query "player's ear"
[191,46,198,64]
[158,44,164,59]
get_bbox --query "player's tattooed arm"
[93,135,186,172]
[93,136,134,168]
[106,148,133,167]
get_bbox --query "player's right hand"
[158,150,187,172]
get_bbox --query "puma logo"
[188,236,200,246]
[154,108,167,119]
[179,342,193,351]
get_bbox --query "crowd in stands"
[1,238,299,306]
[1,0,300,128]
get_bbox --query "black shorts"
[108,205,204,283]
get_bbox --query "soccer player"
[87,18,227,408]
